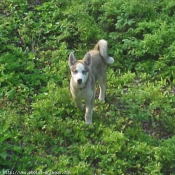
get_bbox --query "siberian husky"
[68,39,114,124]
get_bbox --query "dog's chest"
[76,88,92,96]
[71,84,94,101]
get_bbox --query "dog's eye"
[73,70,78,74]
[82,70,87,74]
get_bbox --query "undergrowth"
[0,0,175,174]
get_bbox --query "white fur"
[107,57,115,64]
[97,40,114,64]
[68,39,114,124]
[71,63,88,85]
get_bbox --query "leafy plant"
[0,0,175,174]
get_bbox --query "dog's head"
[68,52,91,85]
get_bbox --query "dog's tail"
[94,39,114,64]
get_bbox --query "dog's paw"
[98,96,105,102]
[86,120,92,124]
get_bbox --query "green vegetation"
[0,0,175,174]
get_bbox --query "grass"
[1,69,175,174]
[1,0,175,174]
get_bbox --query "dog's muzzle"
[77,79,82,84]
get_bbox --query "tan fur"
[68,39,114,124]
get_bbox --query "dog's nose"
[77,79,82,84]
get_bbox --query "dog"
[68,39,114,124]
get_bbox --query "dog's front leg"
[84,99,94,124]
[74,98,83,111]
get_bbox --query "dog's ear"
[68,52,76,67]
[83,52,91,66]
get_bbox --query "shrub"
[0,0,175,174]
